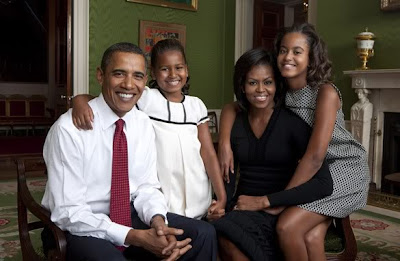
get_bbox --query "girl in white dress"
[72,39,226,221]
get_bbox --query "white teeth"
[283,64,294,68]
[118,93,133,99]
[168,80,180,86]
[255,96,267,101]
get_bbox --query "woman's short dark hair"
[274,23,332,87]
[234,48,282,110]
[149,38,190,94]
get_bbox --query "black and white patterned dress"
[285,84,370,218]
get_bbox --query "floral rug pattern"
[1,179,400,260]
[0,179,44,261]
[352,210,400,261]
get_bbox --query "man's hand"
[142,215,192,259]
[234,195,269,211]
[126,228,169,257]
[150,216,186,256]
[161,236,192,261]
[206,200,225,221]
[126,225,192,260]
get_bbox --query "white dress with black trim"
[137,87,212,219]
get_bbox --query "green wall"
[89,0,235,109]
[316,0,400,118]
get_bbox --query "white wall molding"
[73,0,89,95]
[235,0,253,62]
[308,0,317,26]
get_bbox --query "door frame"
[234,0,317,61]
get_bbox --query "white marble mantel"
[343,69,400,189]
[344,69,400,89]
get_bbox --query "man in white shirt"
[41,42,217,261]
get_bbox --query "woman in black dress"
[213,49,333,260]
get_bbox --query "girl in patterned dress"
[72,39,226,222]
[218,23,370,261]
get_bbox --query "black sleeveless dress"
[213,108,333,261]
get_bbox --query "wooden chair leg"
[326,216,357,261]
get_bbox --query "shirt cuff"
[144,208,168,226]
[150,214,168,226]
[107,222,132,247]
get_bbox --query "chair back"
[8,94,28,117]
[208,111,218,133]
[0,94,6,117]
[28,95,47,117]
[16,156,66,261]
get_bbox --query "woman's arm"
[198,122,227,215]
[218,102,240,182]
[235,160,333,211]
[285,84,340,189]
[267,160,333,207]
[71,94,95,130]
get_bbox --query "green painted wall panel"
[317,0,400,118]
[89,0,235,109]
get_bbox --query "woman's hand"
[234,195,269,211]
[264,206,285,216]
[72,95,94,130]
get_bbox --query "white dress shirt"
[41,94,168,247]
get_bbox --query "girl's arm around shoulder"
[285,83,340,188]
[197,123,227,218]
[72,94,96,130]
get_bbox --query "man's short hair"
[100,42,147,72]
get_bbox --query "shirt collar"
[95,93,136,131]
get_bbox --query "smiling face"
[277,32,310,87]
[244,64,276,110]
[151,50,188,102]
[97,51,147,117]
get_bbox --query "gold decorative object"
[355,28,376,70]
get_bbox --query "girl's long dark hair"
[274,23,332,87]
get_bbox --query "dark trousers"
[42,208,217,261]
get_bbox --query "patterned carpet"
[352,210,400,261]
[1,178,400,261]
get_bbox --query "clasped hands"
[126,216,192,261]
[233,195,285,215]
[206,199,226,221]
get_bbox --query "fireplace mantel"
[344,69,400,89]
[344,68,400,190]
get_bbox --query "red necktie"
[110,119,131,250]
